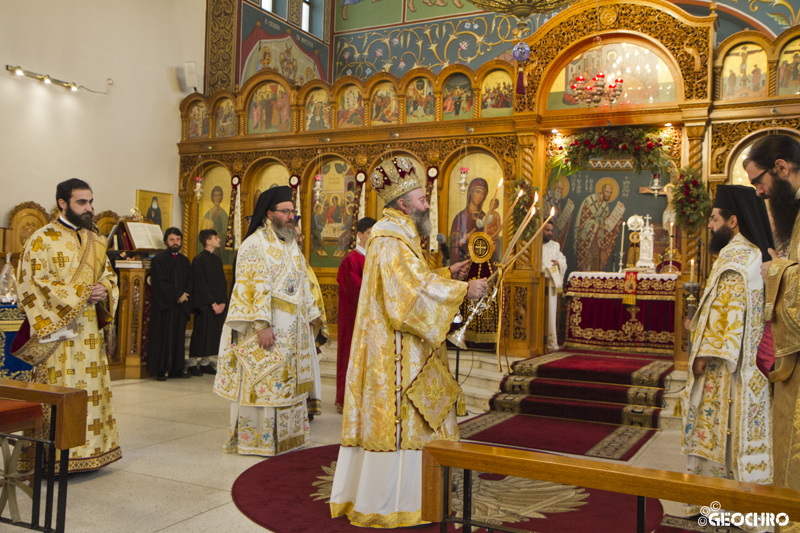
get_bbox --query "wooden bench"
[0,378,87,533]
[422,440,800,532]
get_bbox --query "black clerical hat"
[712,184,774,262]
[245,186,293,240]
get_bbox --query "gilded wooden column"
[364,98,371,127]
[180,189,192,257]
[684,124,706,271]
[237,110,246,135]
[330,102,338,129]
[516,134,537,270]
[434,91,442,121]
[768,60,778,97]
[712,67,722,101]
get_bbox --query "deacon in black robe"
[146,228,193,380]
[188,238,228,374]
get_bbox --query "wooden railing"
[422,440,800,532]
[0,378,88,533]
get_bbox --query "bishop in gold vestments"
[15,216,121,472]
[331,157,481,528]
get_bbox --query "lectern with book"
[109,221,166,379]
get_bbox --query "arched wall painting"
[371,82,399,125]
[778,37,800,96]
[252,164,291,208]
[188,102,209,138]
[480,70,513,117]
[242,39,322,87]
[405,78,435,123]
[546,42,675,110]
[336,85,364,128]
[722,43,768,99]
[442,74,474,121]
[215,99,236,138]
[309,158,358,268]
[198,166,235,265]
[305,89,331,131]
[247,83,292,134]
[447,153,503,263]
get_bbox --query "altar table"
[563,272,677,355]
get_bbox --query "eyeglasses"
[750,167,771,186]
[273,209,297,216]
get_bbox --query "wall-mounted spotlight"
[6,65,109,94]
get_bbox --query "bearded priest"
[213,186,321,456]
[13,178,121,472]
[749,135,800,533]
[682,185,773,523]
[330,157,488,528]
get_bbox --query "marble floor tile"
[113,411,217,451]
[113,391,231,428]
[156,502,271,533]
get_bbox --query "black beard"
[767,176,800,245]
[168,244,181,253]
[409,206,432,237]
[65,205,94,230]
[271,218,296,243]
[543,234,552,243]
[709,224,734,254]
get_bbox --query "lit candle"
[620,222,626,258]
[690,259,695,283]
[669,222,674,253]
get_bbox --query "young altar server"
[682,185,773,528]
[188,228,227,375]
[334,216,376,413]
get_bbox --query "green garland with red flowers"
[510,178,541,243]
[548,126,677,189]
[671,167,711,234]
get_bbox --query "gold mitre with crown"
[369,157,421,204]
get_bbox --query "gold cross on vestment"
[54,252,69,268]
[56,304,72,319]
[84,335,100,351]
[426,378,446,404]
[88,418,104,435]
[33,315,52,332]
[88,390,102,407]
[106,414,115,431]
[21,291,36,309]
[43,228,62,241]
[85,361,101,378]
[31,259,41,272]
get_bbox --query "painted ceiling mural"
[241,2,330,86]
[330,0,797,82]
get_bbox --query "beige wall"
[0,0,206,230]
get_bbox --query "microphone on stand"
[437,233,450,264]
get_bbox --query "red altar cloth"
[564,272,677,354]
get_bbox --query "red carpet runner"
[464,349,674,460]
[232,444,665,533]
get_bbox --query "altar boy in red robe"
[335,217,376,413]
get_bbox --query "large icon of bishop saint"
[573,178,625,272]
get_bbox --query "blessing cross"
[643,214,652,228]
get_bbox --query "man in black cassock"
[188,229,227,376]
[147,227,193,381]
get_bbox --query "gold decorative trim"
[206,0,237,94]
[565,291,675,301]
[330,501,425,528]
[585,426,654,459]
[621,405,659,428]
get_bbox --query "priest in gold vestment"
[682,186,773,524]
[13,179,121,472]
[330,157,486,528]
[213,186,321,456]
[748,135,800,533]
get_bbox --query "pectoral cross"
[43,228,62,241]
